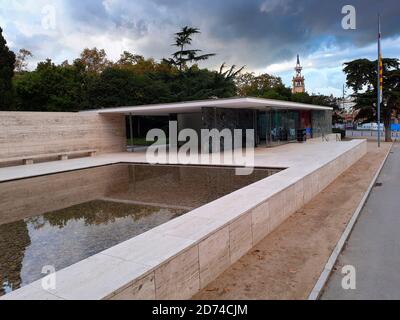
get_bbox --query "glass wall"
[257,110,300,147]
[311,110,333,138]
[257,112,268,145]
[286,111,299,141]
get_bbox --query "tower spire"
[292,54,305,94]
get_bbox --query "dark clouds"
[1,0,400,95]
[55,0,400,67]
[171,0,400,63]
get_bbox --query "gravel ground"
[193,142,392,300]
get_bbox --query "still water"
[0,164,280,296]
[0,200,185,295]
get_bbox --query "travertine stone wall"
[0,165,130,225]
[0,112,126,160]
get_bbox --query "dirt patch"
[193,142,392,300]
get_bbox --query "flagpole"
[377,14,381,148]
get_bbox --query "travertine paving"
[1,138,361,182]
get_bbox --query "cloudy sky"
[1,0,399,97]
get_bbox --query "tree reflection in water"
[0,220,30,296]
[0,200,186,296]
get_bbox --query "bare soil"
[193,142,392,300]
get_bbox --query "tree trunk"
[383,109,392,142]
[179,44,184,72]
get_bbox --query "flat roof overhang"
[83,97,333,116]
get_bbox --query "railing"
[346,130,400,140]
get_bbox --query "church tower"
[292,54,305,94]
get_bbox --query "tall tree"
[165,26,215,71]
[117,51,144,66]
[0,27,16,109]
[86,66,171,108]
[115,52,169,75]
[344,58,400,141]
[74,48,111,73]
[218,63,245,81]
[235,72,292,100]
[15,49,33,73]
[14,59,89,112]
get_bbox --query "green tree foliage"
[4,24,341,113]
[166,65,237,102]
[74,47,112,73]
[236,71,340,125]
[87,64,237,108]
[0,27,16,110]
[13,51,237,111]
[235,72,338,110]
[344,58,400,141]
[86,67,170,108]
[115,52,175,75]
[10,23,236,112]
[117,51,145,66]
[292,92,339,109]
[236,72,292,100]
[164,26,216,71]
[15,49,33,73]
[14,59,89,111]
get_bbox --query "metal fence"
[346,130,400,140]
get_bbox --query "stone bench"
[0,149,97,166]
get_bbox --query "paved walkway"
[0,139,363,182]
[322,143,400,300]
[193,142,390,300]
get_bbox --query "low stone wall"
[1,140,367,300]
[0,112,126,162]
